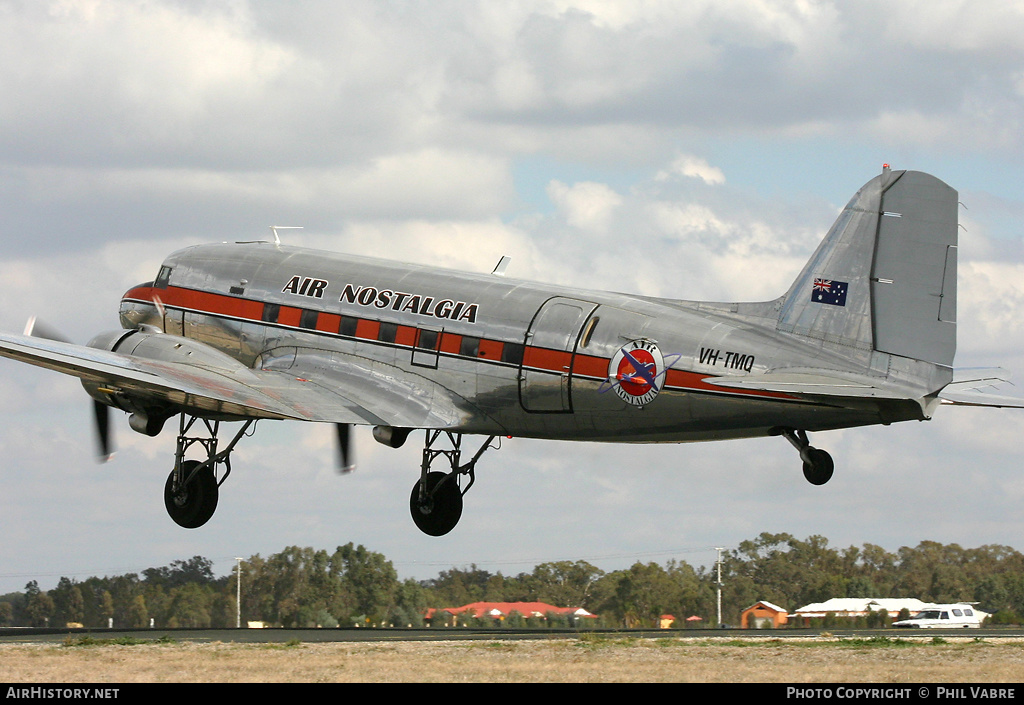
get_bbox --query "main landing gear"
[158,414,499,534]
[780,428,834,486]
[410,431,498,536]
[163,415,256,529]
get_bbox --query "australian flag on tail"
[811,278,848,307]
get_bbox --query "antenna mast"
[269,226,303,246]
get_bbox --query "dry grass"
[2,635,1024,683]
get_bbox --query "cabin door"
[519,297,598,412]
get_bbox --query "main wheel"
[410,471,463,536]
[801,448,834,486]
[164,460,219,529]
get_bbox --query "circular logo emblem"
[608,339,665,407]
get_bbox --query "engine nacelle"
[82,329,254,435]
[372,425,412,448]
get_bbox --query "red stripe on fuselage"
[122,284,795,402]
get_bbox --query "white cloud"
[325,218,544,276]
[655,155,726,185]
[546,180,623,232]
[958,260,1024,356]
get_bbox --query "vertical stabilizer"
[777,169,958,368]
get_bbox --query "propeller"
[336,423,355,473]
[93,400,114,462]
[23,316,70,344]
[24,317,115,463]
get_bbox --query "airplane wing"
[0,330,470,428]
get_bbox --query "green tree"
[50,578,86,626]
[24,581,54,628]
[424,564,496,606]
[603,562,678,628]
[143,556,216,588]
[165,583,212,628]
[332,543,399,624]
[530,560,604,608]
[127,594,149,628]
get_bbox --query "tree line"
[3,533,1024,630]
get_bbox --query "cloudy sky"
[3,0,1024,595]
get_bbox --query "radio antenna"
[269,226,303,246]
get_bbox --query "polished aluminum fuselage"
[119,242,926,443]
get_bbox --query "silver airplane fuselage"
[119,240,925,445]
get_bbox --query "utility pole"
[235,557,243,629]
[715,547,724,628]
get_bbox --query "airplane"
[1,166,1022,536]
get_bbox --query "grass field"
[2,634,1024,683]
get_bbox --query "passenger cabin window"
[299,309,319,330]
[155,265,172,289]
[417,329,439,350]
[378,322,398,343]
[460,336,480,357]
[502,342,524,365]
[339,316,358,337]
[262,303,280,323]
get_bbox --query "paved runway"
[2,626,1020,644]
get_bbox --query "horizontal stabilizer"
[938,368,1024,408]
[703,370,916,399]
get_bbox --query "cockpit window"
[155,266,172,289]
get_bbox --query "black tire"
[164,460,219,529]
[410,471,463,536]
[801,448,834,486]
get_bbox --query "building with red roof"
[425,601,596,626]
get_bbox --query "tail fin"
[777,168,958,368]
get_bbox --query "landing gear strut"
[163,415,255,528]
[410,431,497,536]
[780,428,834,485]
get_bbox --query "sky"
[3,0,1024,596]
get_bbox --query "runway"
[2,626,1021,644]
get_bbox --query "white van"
[892,604,983,629]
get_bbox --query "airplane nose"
[122,282,153,302]
[119,282,164,330]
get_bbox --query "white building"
[791,597,931,621]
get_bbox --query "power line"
[0,546,732,587]
[391,546,728,572]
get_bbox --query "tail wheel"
[410,471,463,536]
[801,448,834,486]
[164,460,219,529]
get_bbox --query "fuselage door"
[520,297,598,412]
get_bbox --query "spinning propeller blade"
[26,317,115,462]
[24,316,70,343]
[93,399,114,462]
[336,423,355,473]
